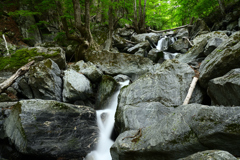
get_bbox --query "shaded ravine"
[85,80,130,160]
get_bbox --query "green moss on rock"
[0,48,59,71]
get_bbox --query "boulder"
[12,75,33,99]
[28,59,62,101]
[95,75,118,110]
[170,39,189,53]
[26,47,67,70]
[111,104,240,160]
[204,38,223,56]
[176,38,207,64]
[199,31,240,88]
[117,28,134,37]
[178,150,238,160]
[112,32,134,49]
[190,19,210,39]
[134,48,145,57]
[208,68,240,106]
[3,100,98,159]
[70,60,103,83]
[115,102,174,133]
[147,48,163,62]
[127,41,150,54]
[16,15,42,46]
[115,60,203,133]
[131,33,160,44]
[62,69,93,103]
[193,31,228,45]
[85,50,153,78]
[175,28,189,39]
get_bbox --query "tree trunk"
[218,0,225,15]
[141,0,146,32]
[104,0,113,51]
[133,0,139,33]
[183,77,198,105]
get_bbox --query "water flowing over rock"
[199,31,240,88]
[85,50,153,77]
[62,69,93,103]
[115,60,203,133]
[3,100,98,159]
[95,75,118,110]
[28,59,62,101]
[208,68,240,106]
[111,104,240,160]
[178,150,238,160]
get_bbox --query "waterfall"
[2,34,10,56]
[163,52,180,60]
[85,80,130,160]
[156,36,169,51]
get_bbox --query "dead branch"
[182,37,194,46]
[149,25,193,33]
[183,77,198,105]
[0,60,35,93]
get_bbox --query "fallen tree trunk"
[149,24,193,33]
[0,60,35,93]
[183,77,198,105]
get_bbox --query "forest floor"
[0,1,27,46]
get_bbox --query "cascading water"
[85,80,130,160]
[2,34,10,56]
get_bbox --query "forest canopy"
[3,0,237,30]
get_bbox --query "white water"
[163,52,180,60]
[2,34,10,56]
[156,36,168,51]
[85,80,130,160]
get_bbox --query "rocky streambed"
[0,9,240,160]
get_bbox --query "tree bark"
[0,61,35,93]
[133,0,139,33]
[149,24,193,33]
[104,0,114,51]
[218,0,225,15]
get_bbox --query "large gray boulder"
[85,50,153,77]
[204,38,223,56]
[115,60,203,133]
[199,31,240,88]
[193,31,228,45]
[28,59,62,101]
[115,102,174,133]
[178,150,238,160]
[176,38,207,64]
[112,32,134,49]
[208,68,240,106]
[118,60,203,108]
[127,41,149,54]
[26,47,67,70]
[171,39,190,53]
[147,48,163,62]
[70,60,103,83]
[131,33,160,44]
[62,69,93,103]
[3,100,98,159]
[111,104,240,160]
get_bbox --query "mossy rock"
[0,47,66,71]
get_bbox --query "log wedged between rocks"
[0,60,35,93]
